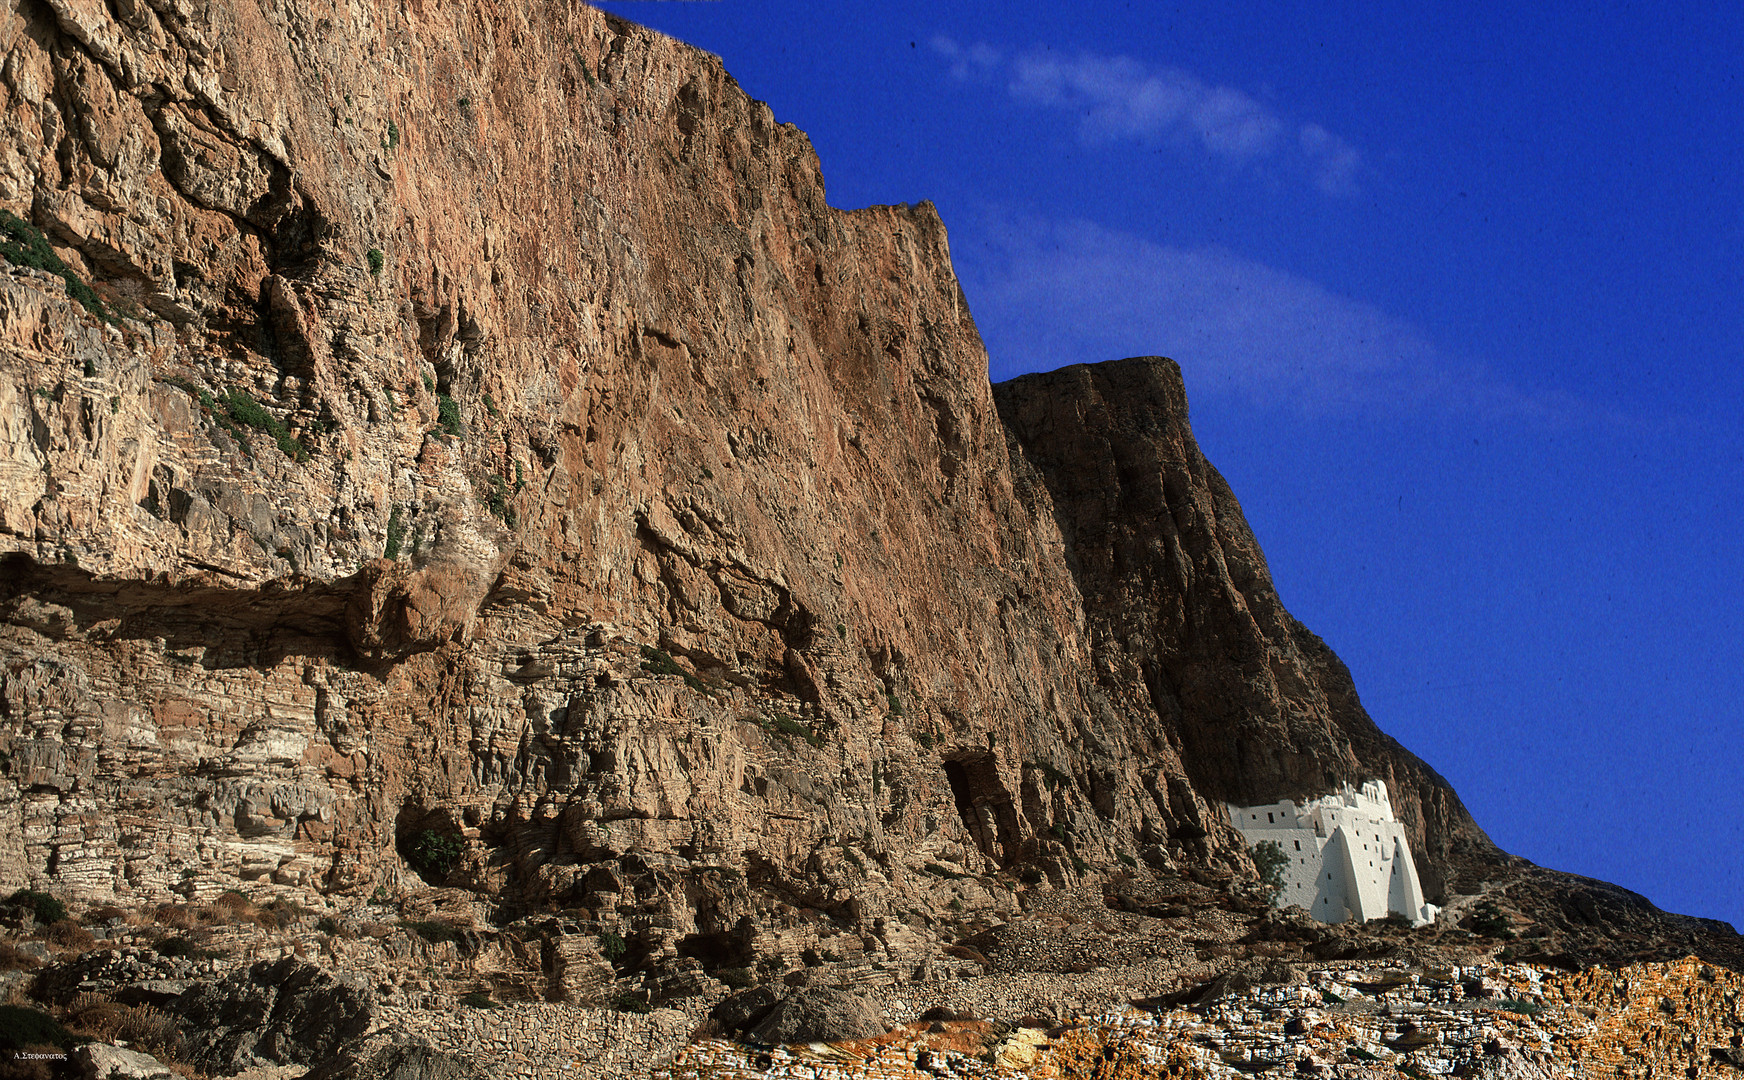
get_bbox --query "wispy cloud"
[960,214,1591,423]
[931,37,1361,197]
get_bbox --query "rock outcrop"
[0,0,1737,1008]
[172,957,375,1072]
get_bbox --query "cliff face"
[0,0,1733,989]
[992,361,1492,899]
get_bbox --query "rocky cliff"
[0,0,1736,1011]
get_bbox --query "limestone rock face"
[0,0,1735,981]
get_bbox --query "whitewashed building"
[1227,780,1439,927]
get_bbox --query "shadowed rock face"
[0,0,1737,982]
[992,359,1495,900]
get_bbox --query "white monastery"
[1227,780,1440,927]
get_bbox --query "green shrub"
[8,889,65,925]
[716,966,755,989]
[383,118,400,151]
[436,394,463,437]
[1116,852,1138,868]
[886,691,903,716]
[459,990,498,1009]
[597,931,627,963]
[611,992,650,1014]
[835,623,847,639]
[384,505,405,560]
[221,389,307,462]
[315,916,339,935]
[639,646,705,694]
[0,210,112,322]
[765,712,823,749]
[483,393,499,417]
[366,248,384,275]
[1497,998,1542,1016]
[485,474,517,528]
[406,829,464,880]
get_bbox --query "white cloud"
[959,215,1587,423]
[930,35,1001,83]
[934,38,1362,196]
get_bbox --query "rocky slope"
[0,0,1738,1063]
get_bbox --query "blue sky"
[596,1,1744,931]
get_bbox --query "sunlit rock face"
[4,0,1739,989]
[1230,780,1439,926]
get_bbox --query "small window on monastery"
[1268,812,1275,823]
[1294,840,1301,851]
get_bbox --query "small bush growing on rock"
[0,943,39,970]
[366,247,384,275]
[0,209,113,322]
[716,966,755,989]
[406,829,464,881]
[639,646,704,691]
[459,990,498,1009]
[222,389,308,462]
[763,712,823,749]
[384,505,406,560]
[44,920,94,950]
[597,931,628,963]
[7,890,66,926]
[1464,900,1516,939]
[65,996,179,1056]
[1496,998,1542,1016]
[611,992,651,1014]
[485,474,518,528]
[436,394,464,437]
[315,916,340,936]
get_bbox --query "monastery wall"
[1229,782,1438,926]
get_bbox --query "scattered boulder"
[171,957,375,1072]
[709,984,783,1033]
[745,986,886,1045]
[305,1032,494,1080]
[71,1043,178,1080]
